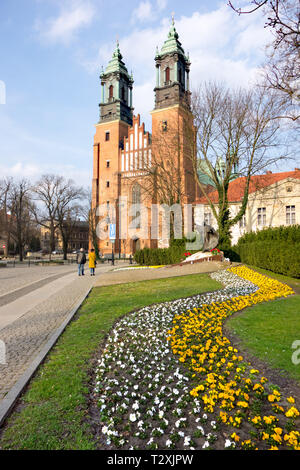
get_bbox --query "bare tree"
[0,177,14,257]
[54,178,85,260]
[58,206,82,260]
[127,118,195,242]
[33,175,62,257]
[8,179,35,261]
[33,174,85,260]
[229,0,300,122]
[189,82,290,247]
[81,188,99,258]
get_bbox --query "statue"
[183,223,220,263]
[202,223,219,252]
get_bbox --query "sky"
[0,0,296,188]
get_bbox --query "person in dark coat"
[77,248,86,276]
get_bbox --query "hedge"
[232,225,300,278]
[134,245,184,266]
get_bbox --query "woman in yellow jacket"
[89,248,97,276]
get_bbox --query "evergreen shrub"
[233,225,300,278]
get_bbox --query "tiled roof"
[195,169,300,204]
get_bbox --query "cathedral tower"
[151,18,196,206]
[99,41,134,125]
[154,17,191,111]
[92,42,133,254]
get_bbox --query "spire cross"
[171,12,175,25]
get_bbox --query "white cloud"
[133,80,154,121]
[0,113,92,187]
[4,162,41,179]
[131,0,168,24]
[0,160,91,188]
[131,1,152,23]
[156,0,167,12]
[35,0,96,45]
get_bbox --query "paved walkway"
[0,264,115,401]
[0,260,228,403]
[0,265,75,297]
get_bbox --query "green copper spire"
[158,16,187,59]
[101,40,131,78]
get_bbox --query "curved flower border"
[93,267,299,450]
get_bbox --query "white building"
[194,169,300,245]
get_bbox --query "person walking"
[77,248,86,276]
[89,248,96,276]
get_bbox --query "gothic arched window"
[132,183,141,229]
[132,183,141,205]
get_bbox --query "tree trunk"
[217,201,231,249]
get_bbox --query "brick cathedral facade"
[92,20,197,256]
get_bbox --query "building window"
[106,181,110,188]
[132,183,141,229]
[106,160,110,168]
[286,205,295,225]
[132,183,141,205]
[162,120,168,132]
[165,67,170,84]
[239,214,246,228]
[105,132,110,141]
[121,86,125,101]
[257,207,266,226]
[109,85,114,100]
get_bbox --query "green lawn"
[227,287,300,384]
[0,273,221,450]
[226,266,300,383]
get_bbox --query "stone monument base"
[182,251,224,265]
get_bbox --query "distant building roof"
[195,169,300,204]
[197,157,239,188]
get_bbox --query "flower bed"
[113,265,165,272]
[93,267,299,450]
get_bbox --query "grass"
[227,267,300,384]
[0,273,221,450]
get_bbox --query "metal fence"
[0,255,133,268]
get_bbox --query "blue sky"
[0,0,295,187]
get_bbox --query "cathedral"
[91,19,197,256]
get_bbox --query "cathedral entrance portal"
[132,238,141,254]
